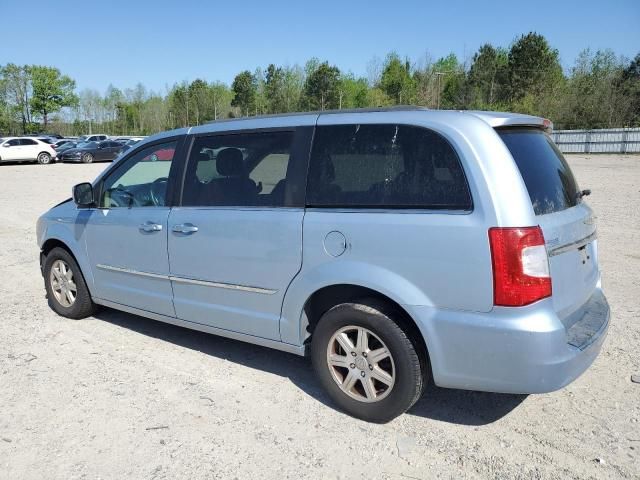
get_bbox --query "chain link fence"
[551,128,640,154]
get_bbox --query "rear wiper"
[577,189,591,199]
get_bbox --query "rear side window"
[498,128,579,215]
[307,124,472,209]
[181,131,294,207]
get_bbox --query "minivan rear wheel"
[311,299,426,422]
[43,247,97,319]
[37,152,52,164]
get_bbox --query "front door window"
[100,141,177,208]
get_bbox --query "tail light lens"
[489,227,551,306]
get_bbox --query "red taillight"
[489,226,551,307]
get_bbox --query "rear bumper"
[407,288,610,394]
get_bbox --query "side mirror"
[2,143,10,147]
[73,182,94,208]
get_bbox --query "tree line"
[1,32,638,136]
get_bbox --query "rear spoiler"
[464,111,553,133]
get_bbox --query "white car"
[0,137,57,164]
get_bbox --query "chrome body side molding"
[96,264,277,295]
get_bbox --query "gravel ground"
[0,155,638,480]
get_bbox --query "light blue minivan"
[37,107,609,422]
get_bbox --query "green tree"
[620,53,640,126]
[209,81,233,120]
[338,74,369,108]
[468,44,509,107]
[188,79,209,124]
[168,82,190,127]
[380,52,415,104]
[508,32,563,102]
[560,49,633,128]
[104,85,124,134]
[29,66,77,129]
[231,70,257,116]
[282,65,304,112]
[432,54,466,109]
[1,64,32,133]
[265,64,287,113]
[303,61,341,110]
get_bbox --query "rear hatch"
[498,128,599,321]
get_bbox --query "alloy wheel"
[49,259,77,307]
[326,325,396,403]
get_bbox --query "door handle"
[172,223,199,234]
[139,221,163,233]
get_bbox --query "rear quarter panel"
[280,111,537,346]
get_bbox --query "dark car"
[54,141,79,156]
[119,138,143,153]
[53,139,76,149]
[58,140,124,163]
[35,136,57,145]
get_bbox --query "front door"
[1,139,22,160]
[84,139,181,317]
[167,128,310,340]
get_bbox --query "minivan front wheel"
[311,300,426,423]
[81,153,93,164]
[43,247,97,319]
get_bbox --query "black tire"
[43,247,97,319]
[81,153,93,164]
[37,152,52,165]
[311,298,427,423]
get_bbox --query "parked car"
[35,136,57,145]
[57,140,124,163]
[77,134,108,143]
[0,136,56,164]
[24,133,64,140]
[114,136,146,143]
[54,139,75,149]
[53,141,79,156]
[37,108,609,422]
[119,138,144,152]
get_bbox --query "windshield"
[498,128,580,215]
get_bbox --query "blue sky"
[1,0,638,94]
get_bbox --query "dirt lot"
[0,155,638,480]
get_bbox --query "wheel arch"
[37,150,52,162]
[301,283,431,371]
[41,236,95,295]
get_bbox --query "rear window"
[498,128,580,215]
[307,124,472,209]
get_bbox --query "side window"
[100,141,177,208]
[307,124,472,210]
[20,139,37,146]
[7,139,21,146]
[182,131,294,207]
